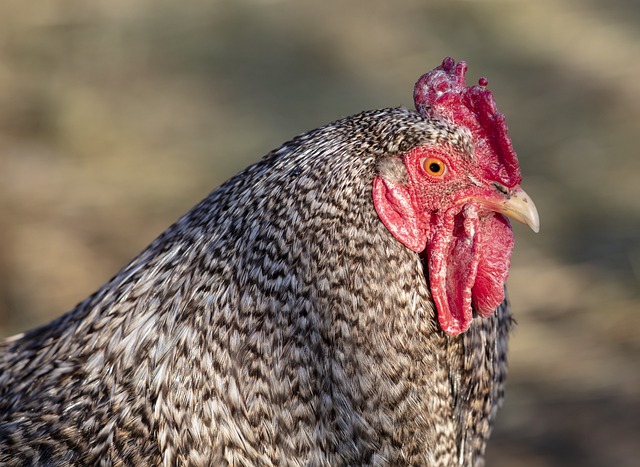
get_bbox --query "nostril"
[493,183,509,196]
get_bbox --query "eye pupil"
[429,162,441,173]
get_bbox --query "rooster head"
[373,57,539,336]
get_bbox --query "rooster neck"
[185,170,512,465]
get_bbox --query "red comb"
[414,57,521,187]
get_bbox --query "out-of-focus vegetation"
[0,0,638,464]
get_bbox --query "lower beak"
[493,185,540,233]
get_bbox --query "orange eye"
[422,158,446,177]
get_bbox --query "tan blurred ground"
[1,0,639,465]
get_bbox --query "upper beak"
[494,185,540,233]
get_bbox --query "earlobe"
[372,177,428,252]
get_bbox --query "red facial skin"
[373,146,514,335]
[373,57,522,336]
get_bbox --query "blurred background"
[0,0,638,464]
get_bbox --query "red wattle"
[426,206,482,335]
[471,214,514,317]
[426,207,513,336]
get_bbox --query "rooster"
[0,58,538,466]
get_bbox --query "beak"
[495,185,540,233]
[470,184,540,233]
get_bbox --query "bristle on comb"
[414,57,521,187]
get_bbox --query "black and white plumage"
[0,59,536,466]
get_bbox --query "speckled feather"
[0,108,511,466]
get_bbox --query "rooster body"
[0,60,537,466]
